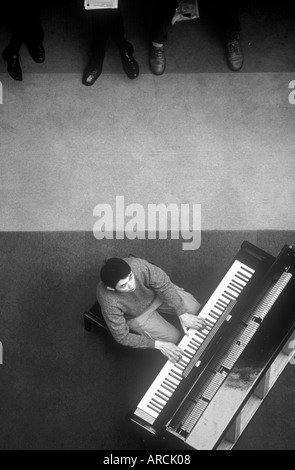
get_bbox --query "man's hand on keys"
[179,313,209,335]
[155,340,183,363]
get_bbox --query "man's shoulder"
[124,256,149,269]
[96,281,110,302]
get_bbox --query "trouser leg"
[158,287,201,317]
[212,0,243,71]
[211,0,241,39]
[150,0,178,44]
[7,1,44,53]
[108,3,129,51]
[127,308,182,344]
[90,2,128,57]
[127,288,201,344]
[222,0,241,39]
[90,9,112,59]
[25,1,44,43]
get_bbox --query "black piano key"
[162,382,175,393]
[163,382,176,393]
[228,282,242,294]
[151,398,164,409]
[187,341,198,349]
[182,351,193,360]
[186,348,197,357]
[209,312,219,321]
[179,356,189,363]
[224,291,236,300]
[222,293,233,302]
[185,346,197,356]
[228,287,241,296]
[211,309,222,317]
[236,272,249,282]
[170,370,182,381]
[233,277,245,287]
[184,348,194,356]
[187,347,199,356]
[165,376,177,387]
[218,299,228,308]
[237,269,251,278]
[156,391,170,400]
[149,403,163,413]
[148,403,161,413]
[225,288,238,297]
[214,304,224,312]
[191,335,202,343]
[169,371,181,381]
[195,330,206,339]
[178,361,188,369]
[240,265,254,276]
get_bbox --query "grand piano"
[128,241,295,450]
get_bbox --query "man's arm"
[143,260,187,316]
[102,304,155,349]
[142,259,208,336]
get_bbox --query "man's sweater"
[96,257,187,348]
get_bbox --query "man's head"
[100,258,136,293]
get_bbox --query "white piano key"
[233,276,247,287]
[225,287,239,298]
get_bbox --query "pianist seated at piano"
[97,257,208,363]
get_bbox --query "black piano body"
[127,241,295,450]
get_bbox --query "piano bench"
[83,301,109,333]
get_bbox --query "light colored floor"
[0,71,294,231]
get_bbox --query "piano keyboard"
[134,260,255,426]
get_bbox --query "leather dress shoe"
[82,57,104,86]
[27,40,45,63]
[225,37,244,72]
[120,44,139,79]
[149,44,166,76]
[2,47,23,81]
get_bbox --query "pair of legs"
[209,0,243,71]
[127,287,201,344]
[149,0,243,75]
[149,0,178,75]
[82,5,139,86]
[2,1,45,81]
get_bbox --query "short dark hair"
[100,258,131,288]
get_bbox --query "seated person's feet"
[27,39,45,63]
[82,56,104,86]
[120,42,139,79]
[2,47,23,81]
[149,43,166,76]
[225,36,243,72]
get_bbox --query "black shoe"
[82,57,104,86]
[149,44,166,75]
[120,43,139,79]
[27,40,45,63]
[225,37,243,72]
[2,47,23,81]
